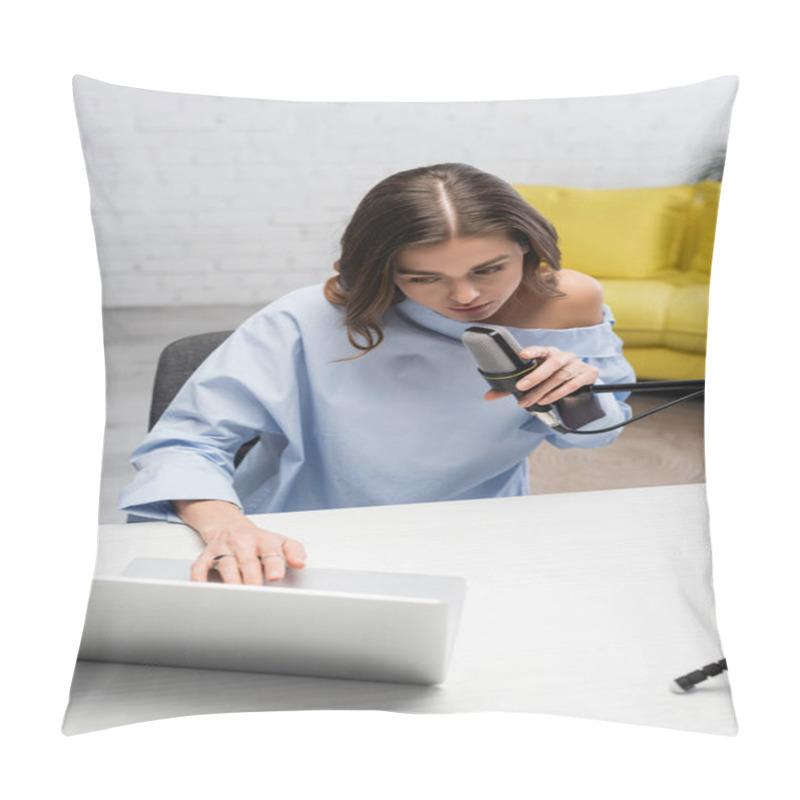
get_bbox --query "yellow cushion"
[623,348,707,381]
[601,279,708,354]
[678,180,721,275]
[513,184,696,279]
[600,280,676,347]
[664,284,709,353]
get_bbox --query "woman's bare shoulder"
[498,269,605,329]
[550,269,605,327]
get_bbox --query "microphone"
[461,325,605,431]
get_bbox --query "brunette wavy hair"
[324,163,562,355]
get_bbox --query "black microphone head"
[461,324,603,431]
[461,325,529,374]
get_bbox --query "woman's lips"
[448,301,491,314]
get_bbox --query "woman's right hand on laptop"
[172,499,307,584]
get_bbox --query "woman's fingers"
[237,548,268,585]
[529,369,596,406]
[512,348,598,407]
[214,553,246,584]
[190,530,307,584]
[282,538,308,569]
[258,538,308,582]
[190,551,218,582]
[515,348,575,391]
[483,349,586,404]
[191,551,242,583]
[258,551,288,582]
[190,552,244,584]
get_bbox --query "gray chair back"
[149,331,233,430]
[148,331,258,467]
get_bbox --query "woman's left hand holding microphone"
[484,345,599,407]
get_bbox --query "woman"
[120,163,634,585]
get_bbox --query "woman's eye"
[403,266,503,284]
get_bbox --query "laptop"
[78,558,467,685]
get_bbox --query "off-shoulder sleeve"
[119,304,304,522]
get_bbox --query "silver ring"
[211,553,234,570]
[259,552,285,561]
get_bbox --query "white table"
[63,483,737,736]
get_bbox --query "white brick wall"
[74,76,737,308]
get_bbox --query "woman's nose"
[449,281,480,305]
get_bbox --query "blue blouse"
[119,284,635,521]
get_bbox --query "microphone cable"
[552,388,705,435]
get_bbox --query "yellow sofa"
[514,181,721,380]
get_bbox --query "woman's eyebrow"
[395,255,512,275]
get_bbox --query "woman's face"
[394,234,528,322]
